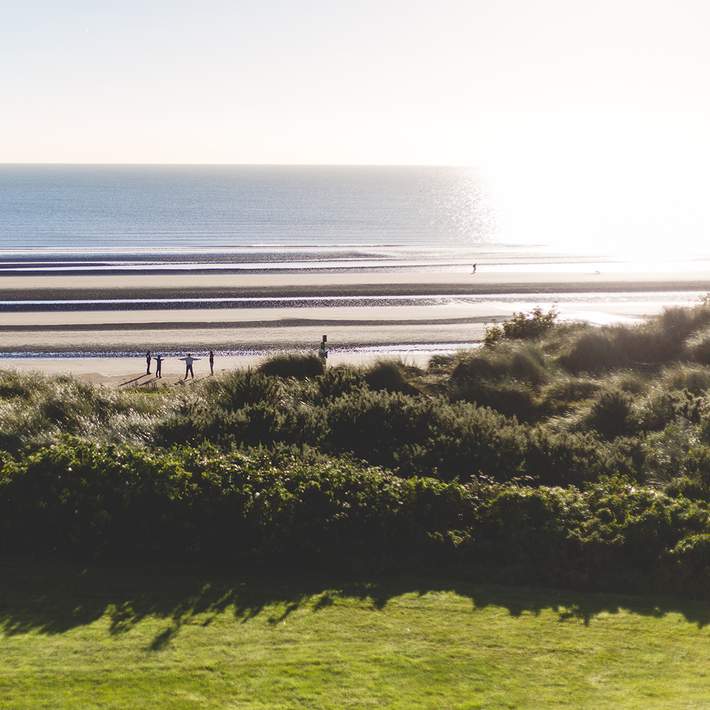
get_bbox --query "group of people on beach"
[143,336,329,380]
[145,350,215,379]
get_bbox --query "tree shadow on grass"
[0,560,707,652]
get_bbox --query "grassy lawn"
[0,563,708,709]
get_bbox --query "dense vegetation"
[1,303,709,597]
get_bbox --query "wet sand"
[3,268,710,299]
[0,266,707,383]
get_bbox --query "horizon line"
[0,161,473,169]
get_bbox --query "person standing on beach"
[319,335,329,365]
[154,354,163,378]
[145,351,152,374]
[179,353,200,379]
[209,350,215,375]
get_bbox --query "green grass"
[0,564,708,709]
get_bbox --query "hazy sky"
[2,0,709,167]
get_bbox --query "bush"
[661,365,710,394]
[325,390,528,480]
[258,353,324,378]
[541,378,600,414]
[558,329,622,373]
[641,420,703,484]
[689,336,710,365]
[559,305,710,375]
[484,307,558,345]
[365,360,418,393]
[585,389,637,439]
[665,476,710,502]
[636,388,704,431]
[427,354,455,372]
[205,370,282,410]
[523,427,633,486]
[0,440,706,595]
[317,366,366,399]
[450,378,541,422]
[451,345,549,388]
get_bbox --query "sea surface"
[0,164,613,277]
[0,165,489,267]
[1,164,709,274]
[1,165,708,360]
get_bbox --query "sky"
[2,0,709,166]
[2,1,710,250]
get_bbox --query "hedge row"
[0,440,707,596]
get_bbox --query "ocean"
[0,165,707,361]
[0,165,502,269]
[2,164,709,275]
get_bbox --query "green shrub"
[558,305,710,375]
[0,370,39,399]
[559,325,682,374]
[258,353,324,378]
[484,307,558,345]
[540,378,600,415]
[206,370,282,410]
[451,344,549,388]
[317,366,366,399]
[636,388,705,431]
[325,390,528,480]
[689,336,710,365]
[523,427,633,485]
[662,365,710,394]
[558,329,622,373]
[585,389,637,439]
[641,420,703,484]
[365,360,418,393]
[427,353,456,372]
[0,440,706,595]
[450,378,541,422]
[664,476,710,501]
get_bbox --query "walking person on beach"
[472,263,477,274]
[145,350,152,374]
[179,353,200,380]
[209,350,215,375]
[154,354,163,378]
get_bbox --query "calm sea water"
[3,165,708,275]
[0,165,496,257]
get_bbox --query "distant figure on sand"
[472,263,477,274]
[179,353,200,379]
[209,350,215,375]
[145,350,152,374]
[154,354,163,378]
[319,335,329,364]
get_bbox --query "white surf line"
[0,290,703,307]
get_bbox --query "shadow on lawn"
[0,560,707,651]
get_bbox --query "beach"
[2,165,710,383]
[1,265,708,384]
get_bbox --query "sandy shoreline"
[0,266,706,382]
[0,350,454,385]
[0,298,683,355]
[3,269,710,300]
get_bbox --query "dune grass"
[0,563,708,709]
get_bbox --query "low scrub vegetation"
[2,303,710,598]
[0,440,706,595]
[258,352,324,378]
